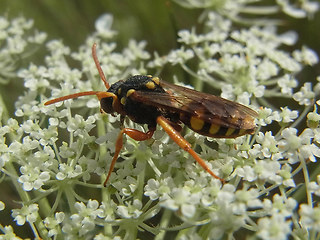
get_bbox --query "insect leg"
[104,127,155,186]
[156,116,225,183]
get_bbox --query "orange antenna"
[92,43,110,89]
[44,91,100,105]
[45,44,114,106]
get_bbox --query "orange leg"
[104,127,155,186]
[156,116,225,183]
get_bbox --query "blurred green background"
[0,0,319,58]
[1,0,199,55]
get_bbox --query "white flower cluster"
[172,0,319,19]
[0,7,319,240]
[0,16,47,84]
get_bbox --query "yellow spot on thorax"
[146,81,156,90]
[152,77,160,85]
[120,97,126,105]
[126,89,135,97]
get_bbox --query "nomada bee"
[45,43,258,186]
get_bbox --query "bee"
[45,43,258,186]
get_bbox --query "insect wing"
[130,80,257,130]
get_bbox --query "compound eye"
[100,97,114,114]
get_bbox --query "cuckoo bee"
[45,43,258,186]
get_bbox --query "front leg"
[104,127,155,186]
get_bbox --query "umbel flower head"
[0,2,319,239]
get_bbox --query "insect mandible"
[45,43,258,186]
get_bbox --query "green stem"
[135,157,146,201]
[64,184,76,213]
[155,209,172,240]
